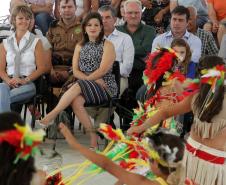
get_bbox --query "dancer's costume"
[179,95,226,185]
[179,65,226,185]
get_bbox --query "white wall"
[0,0,10,17]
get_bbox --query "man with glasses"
[117,0,156,130]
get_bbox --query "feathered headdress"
[198,64,226,118]
[0,123,45,163]
[143,47,180,91]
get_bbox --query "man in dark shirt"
[117,0,156,130]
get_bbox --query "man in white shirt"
[86,5,135,128]
[100,5,134,94]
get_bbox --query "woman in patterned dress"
[39,12,117,148]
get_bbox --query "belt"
[9,75,27,78]
[186,143,225,164]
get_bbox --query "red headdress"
[143,48,179,91]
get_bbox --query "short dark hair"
[147,130,185,175]
[80,12,104,46]
[171,6,190,21]
[59,0,76,6]
[98,5,117,17]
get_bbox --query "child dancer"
[0,112,46,185]
[134,48,187,135]
[128,55,226,185]
[59,123,185,185]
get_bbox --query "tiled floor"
[27,111,119,185]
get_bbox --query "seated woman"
[39,12,117,149]
[0,5,46,113]
[0,112,46,185]
[128,56,226,185]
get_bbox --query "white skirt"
[180,137,226,185]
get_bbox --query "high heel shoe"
[35,120,54,129]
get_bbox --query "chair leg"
[107,100,113,123]
[31,97,37,129]
[23,104,27,122]
[41,98,45,118]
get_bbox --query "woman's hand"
[7,77,27,88]
[95,78,107,89]
[59,123,78,148]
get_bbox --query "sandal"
[35,120,54,129]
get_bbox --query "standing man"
[86,5,135,128]
[152,6,201,64]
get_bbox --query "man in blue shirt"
[152,6,202,64]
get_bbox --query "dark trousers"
[120,68,144,130]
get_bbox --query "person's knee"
[0,83,10,94]
[219,22,226,31]
[72,96,84,109]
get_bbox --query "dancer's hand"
[31,169,46,185]
[185,178,199,185]
[59,123,77,147]
[127,126,143,136]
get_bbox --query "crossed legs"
[41,82,97,147]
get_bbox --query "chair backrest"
[0,22,11,43]
[112,61,120,98]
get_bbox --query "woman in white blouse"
[0,5,46,113]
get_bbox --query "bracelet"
[24,77,31,83]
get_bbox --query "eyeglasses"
[125,11,140,16]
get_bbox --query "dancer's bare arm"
[59,123,159,185]
[127,95,193,135]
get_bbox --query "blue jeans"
[35,12,53,35]
[0,82,36,113]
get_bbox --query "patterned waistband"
[186,142,225,164]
